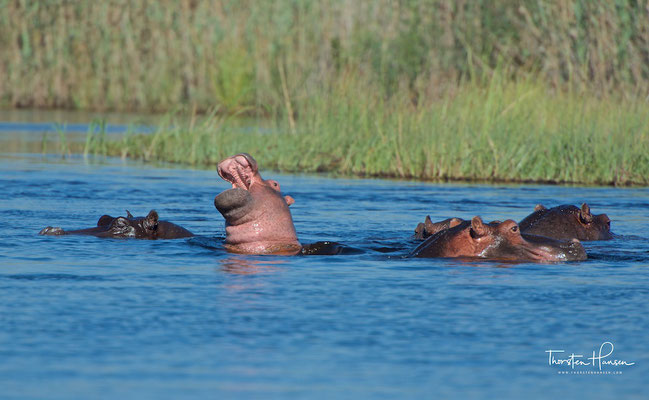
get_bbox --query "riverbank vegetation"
[85,74,648,185]
[4,1,649,185]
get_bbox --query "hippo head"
[98,210,159,238]
[410,216,586,262]
[519,203,612,241]
[214,153,301,255]
[103,210,193,239]
[39,210,193,239]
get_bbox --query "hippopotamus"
[39,210,193,239]
[214,153,301,255]
[518,203,612,241]
[414,216,464,240]
[409,216,587,262]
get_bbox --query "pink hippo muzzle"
[214,153,301,255]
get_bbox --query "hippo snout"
[214,188,257,224]
[39,226,65,236]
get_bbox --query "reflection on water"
[219,256,288,275]
[450,258,516,269]
[0,108,160,125]
[0,109,275,155]
[1,149,648,398]
[0,109,160,154]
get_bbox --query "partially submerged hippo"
[39,210,193,239]
[518,203,612,241]
[214,153,301,255]
[409,216,586,262]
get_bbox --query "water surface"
[1,152,648,399]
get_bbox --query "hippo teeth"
[222,165,250,190]
[218,154,258,191]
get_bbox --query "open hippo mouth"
[214,153,301,255]
[218,153,258,190]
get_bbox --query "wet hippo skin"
[214,153,301,255]
[518,203,613,241]
[409,216,587,262]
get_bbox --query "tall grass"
[5,1,648,185]
[1,0,648,112]
[90,75,649,186]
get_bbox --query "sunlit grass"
[86,76,649,186]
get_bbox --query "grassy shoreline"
[81,77,648,187]
[5,1,648,185]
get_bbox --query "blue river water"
[1,150,648,399]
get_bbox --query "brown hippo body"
[409,216,586,262]
[519,203,612,241]
[39,210,193,239]
[214,153,301,255]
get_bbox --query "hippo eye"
[114,218,127,227]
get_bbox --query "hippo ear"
[470,216,488,238]
[414,222,425,237]
[424,216,434,232]
[145,210,159,230]
[579,203,593,224]
[534,204,546,212]
[97,215,113,226]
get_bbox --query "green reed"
[90,75,649,186]
[5,1,648,185]
[2,0,648,112]
[83,119,108,158]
